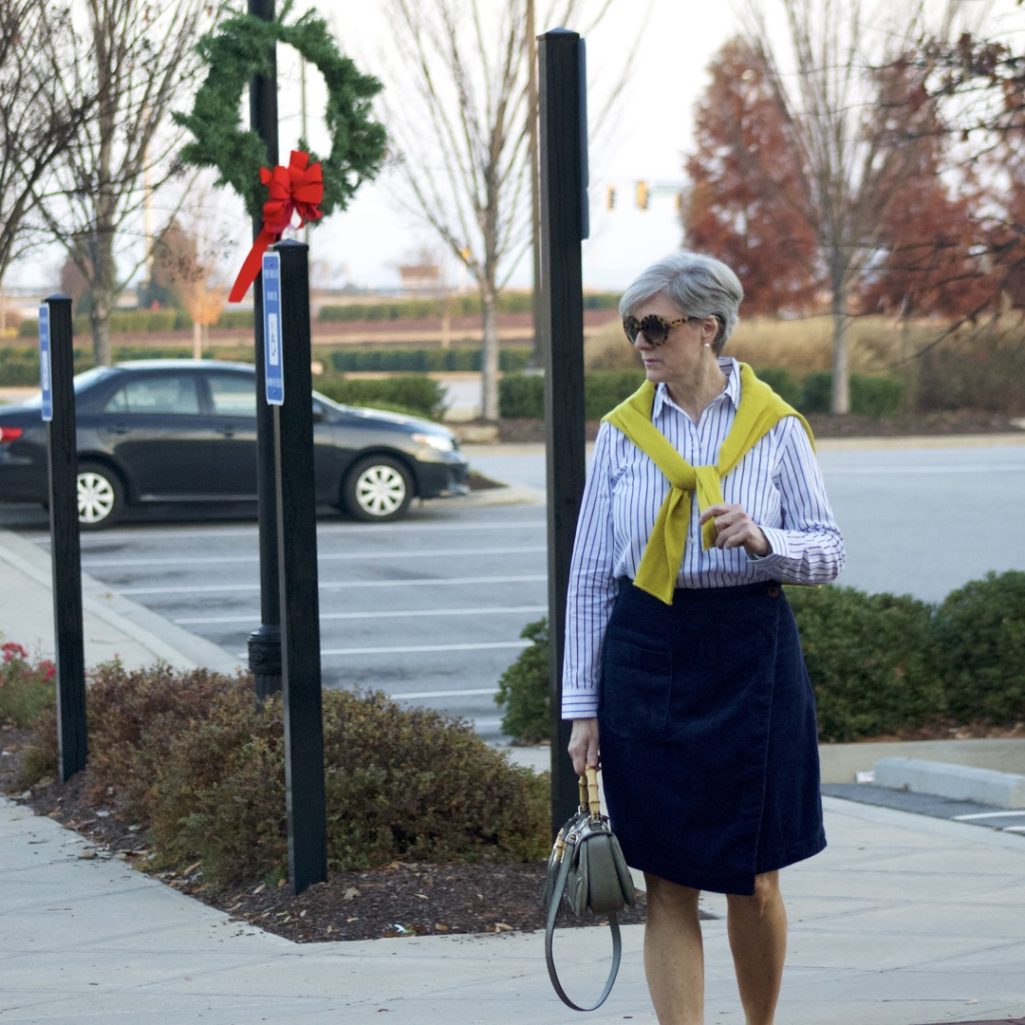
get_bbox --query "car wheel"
[342,456,414,522]
[77,462,124,529]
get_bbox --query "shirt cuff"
[561,691,598,719]
[747,526,791,566]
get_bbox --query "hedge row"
[499,368,905,420]
[328,346,533,374]
[18,309,255,337]
[500,370,646,419]
[0,345,255,386]
[21,667,549,889]
[314,375,448,420]
[317,291,619,322]
[495,572,1025,744]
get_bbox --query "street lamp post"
[247,0,283,700]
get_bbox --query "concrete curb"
[0,527,241,674]
[456,484,546,507]
[875,756,1025,809]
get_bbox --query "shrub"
[800,371,904,417]
[319,690,548,871]
[498,370,644,420]
[756,367,802,407]
[0,641,55,727]
[800,371,833,414]
[850,374,904,418]
[787,585,942,742]
[145,690,286,882]
[499,373,544,418]
[83,661,247,821]
[932,571,1025,724]
[327,346,531,374]
[495,619,550,743]
[584,371,646,418]
[20,665,549,888]
[315,375,447,420]
[915,328,1025,414]
[215,310,255,330]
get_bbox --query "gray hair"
[618,251,744,355]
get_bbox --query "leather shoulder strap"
[544,841,623,1012]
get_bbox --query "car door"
[97,371,224,499]
[203,370,259,497]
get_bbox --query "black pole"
[43,294,87,781]
[538,30,588,835]
[247,0,283,699]
[271,240,327,893]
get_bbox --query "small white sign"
[39,304,53,422]
[262,251,284,405]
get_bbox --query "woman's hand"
[568,718,600,776]
[700,502,770,557]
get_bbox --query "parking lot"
[10,500,548,742]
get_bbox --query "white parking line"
[825,464,1025,475]
[391,687,499,700]
[81,545,545,568]
[47,518,547,547]
[320,641,531,656]
[953,811,1025,821]
[176,605,547,625]
[117,574,546,596]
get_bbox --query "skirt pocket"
[600,637,672,740]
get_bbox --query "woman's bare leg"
[725,871,787,1025]
[643,873,705,1025]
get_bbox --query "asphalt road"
[2,499,548,743]
[465,441,1025,603]
[3,439,1024,743]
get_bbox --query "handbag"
[542,766,635,1011]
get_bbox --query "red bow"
[229,150,324,303]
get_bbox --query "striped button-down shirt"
[562,358,846,719]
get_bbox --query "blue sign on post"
[262,251,284,406]
[38,304,53,422]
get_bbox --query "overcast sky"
[7,0,1023,297]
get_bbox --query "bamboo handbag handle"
[579,766,602,820]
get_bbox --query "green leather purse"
[542,767,635,1011]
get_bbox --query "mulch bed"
[0,726,649,943]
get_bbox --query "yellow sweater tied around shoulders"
[602,362,814,605]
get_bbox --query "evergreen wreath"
[176,3,386,221]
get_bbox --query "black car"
[0,360,470,527]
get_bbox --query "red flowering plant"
[0,641,56,728]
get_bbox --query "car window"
[208,374,256,416]
[103,376,201,415]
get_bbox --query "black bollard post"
[538,30,589,835]
[265,240,327,894]
[40,295,87,781]
[247,0,283,699]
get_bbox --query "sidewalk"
[2,790,1023,1024]
[1,486,1024,1023]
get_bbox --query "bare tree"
[36,0,208,365]
[151,216,228,358]
[0,1,95,299]
[378,0,618,422]
[741,0,939,413]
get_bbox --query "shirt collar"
[651,357,740,420]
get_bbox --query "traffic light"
[606,185,616,210]
[635,180,649,210]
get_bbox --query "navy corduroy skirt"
[597,580,826,896]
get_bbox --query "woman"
[564,251,845,1025]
